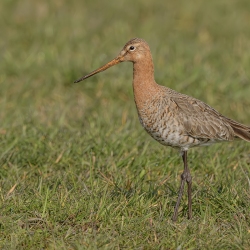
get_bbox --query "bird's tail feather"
[226,118,250,142]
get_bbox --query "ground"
[1,0,250,249]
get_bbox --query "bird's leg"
[172,170,185,221]
[183,150,192,219]
[172,150,192,221]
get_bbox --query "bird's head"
[74,38,150,83]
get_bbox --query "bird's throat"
[132,58,158,110]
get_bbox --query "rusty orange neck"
[132,56,158,109]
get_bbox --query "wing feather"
[170,96,235,141]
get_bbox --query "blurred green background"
[1,0,250,249]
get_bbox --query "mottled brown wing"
[170,96,235,141]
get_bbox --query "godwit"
[74,38,250,221]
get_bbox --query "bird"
[74,38,250,221]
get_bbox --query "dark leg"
[172,150,192,221]
[183,151,192,220]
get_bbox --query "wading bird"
[74,38,250,221]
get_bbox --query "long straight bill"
[74,57,121,83]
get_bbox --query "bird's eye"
[129,46,135,51]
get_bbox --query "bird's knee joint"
[186,175,192,183]
[181,172,187,180]
[181,172,192,183]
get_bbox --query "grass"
[1,0,250,249]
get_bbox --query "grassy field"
[1,0,250,249]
